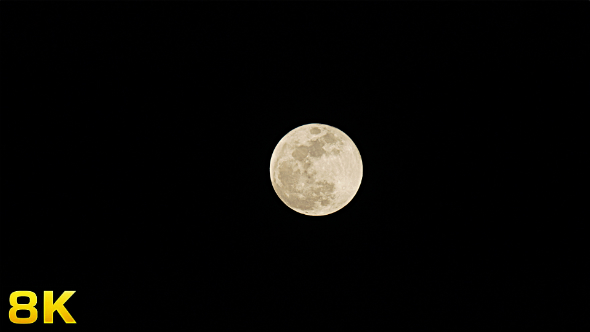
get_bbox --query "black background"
[2,4,587,331]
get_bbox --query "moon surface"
[270,123,363,216]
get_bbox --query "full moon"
[270,123,363,216]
